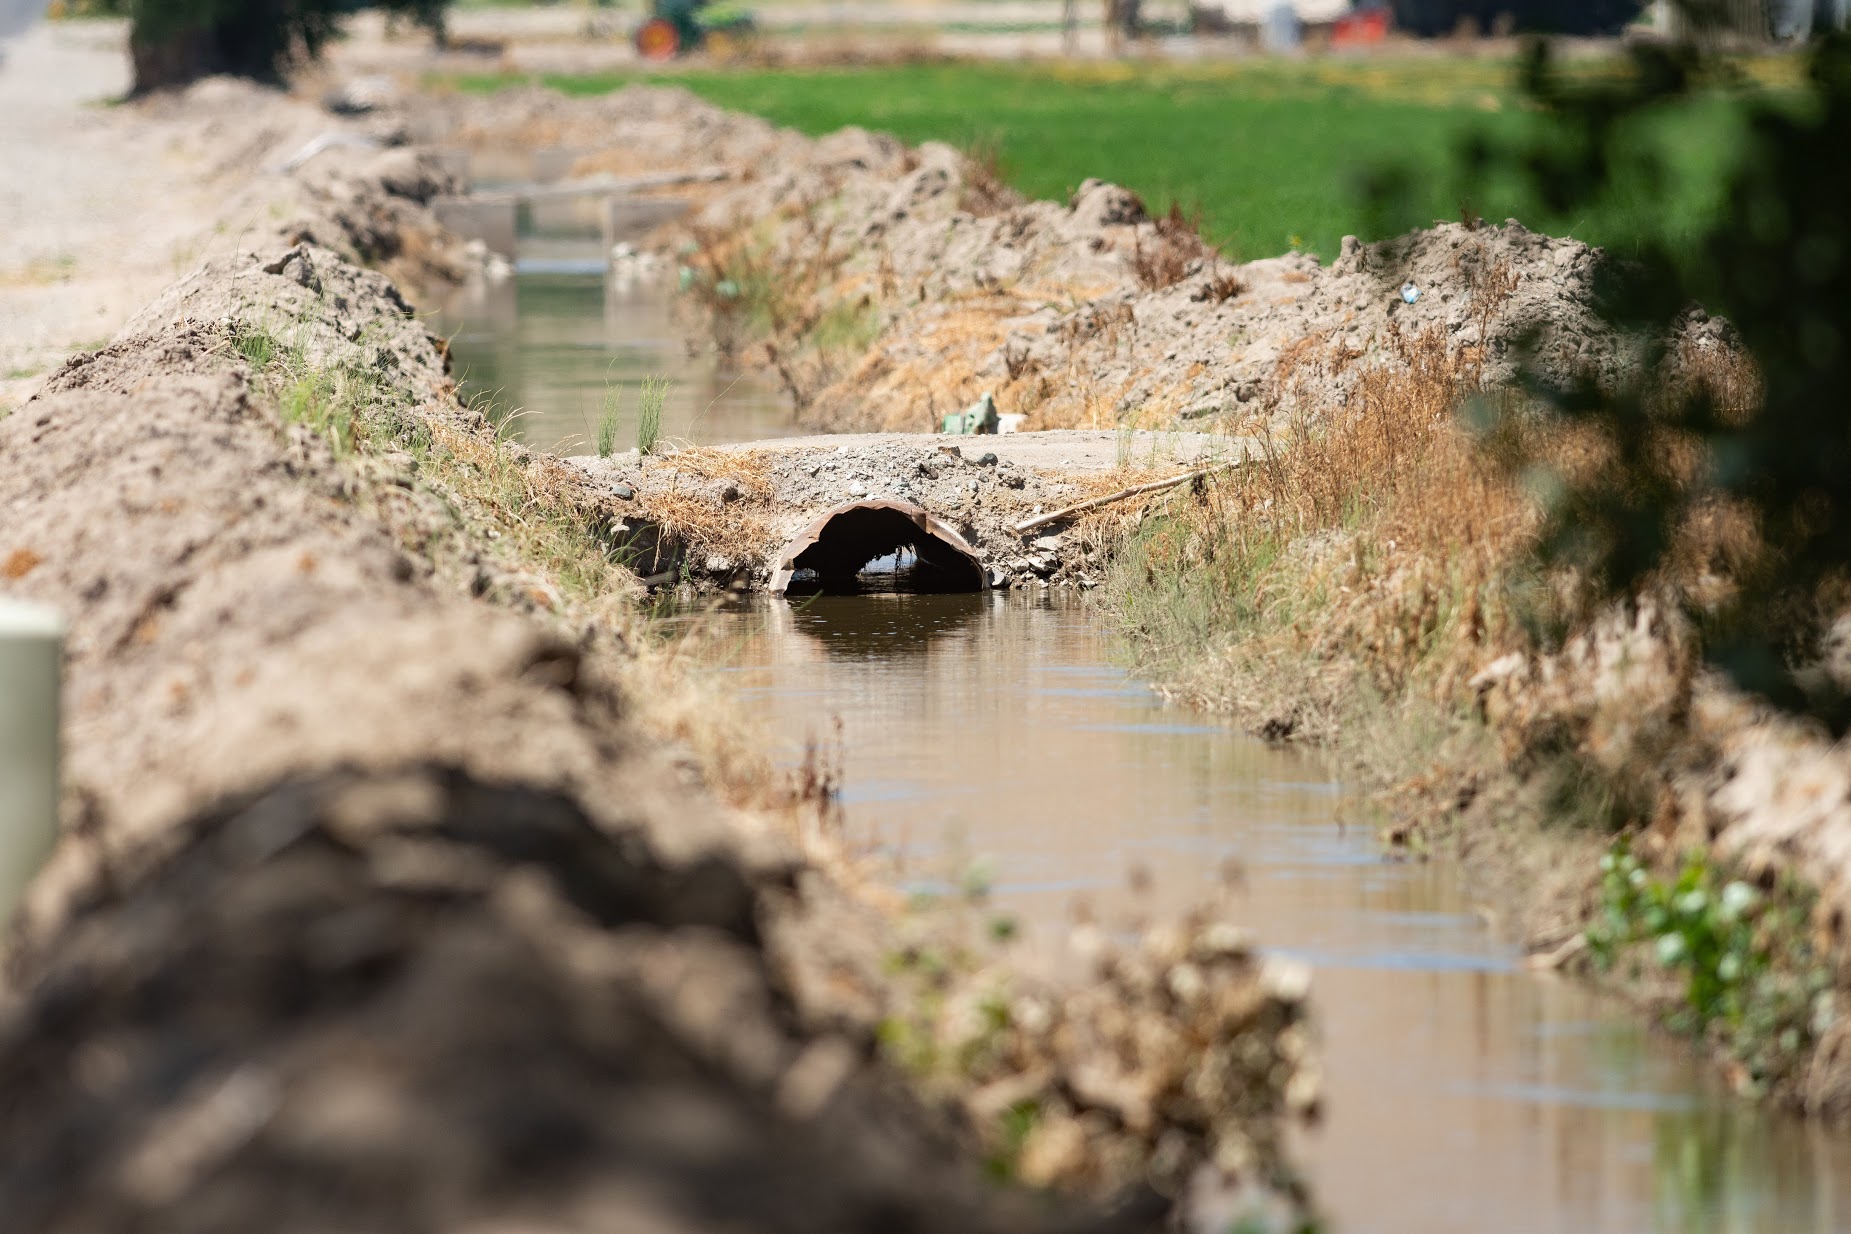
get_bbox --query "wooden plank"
[1009,458,1245,535]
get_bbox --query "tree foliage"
[102,0,447,93]
[1478,21,1851,723]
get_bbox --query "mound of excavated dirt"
[0,767,1141,1234]
[699,162,1617,434]
[1,65,481,404]
[415,84,1623,436]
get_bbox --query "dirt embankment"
[0,80,1319,1232]
[413,85,1616,439]
[0,62,481,415]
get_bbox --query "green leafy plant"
[1586,843,1833,1088]
[635,375,669,456]
[96,0,448,94]
[596,385,621,459]
[1586,847,1765,1029]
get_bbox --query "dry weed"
[1196,270,1246,304]
[958,141,1020,219]
[1112,325,1552,732]
[1129,203,1214,293]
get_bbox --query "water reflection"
[679,591,1851,1234]
[779,593,986,659]
[431,264,798,456]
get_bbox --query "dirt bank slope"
[1,24,476,415]
[0,227,1316,1233]
[417,83,1614,436]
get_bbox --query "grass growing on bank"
[1098,248,1829,1094]
[225,318,636,609]
[443,57,1757,261]
[636,374,669,454]
[596,384,621,458]
[1107,316,1543,738]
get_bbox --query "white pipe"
[0,596,62,924]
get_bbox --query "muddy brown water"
[451,265,1851,1233]
[432,244,797,456]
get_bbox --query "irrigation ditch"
[6,43,1851,1233]
[464,77,1851,1127]
[0,67,1320,1234]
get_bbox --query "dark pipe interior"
[786,507,983,595]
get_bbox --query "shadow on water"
[777,592,987,660]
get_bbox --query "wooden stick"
[1010,459,1243,535]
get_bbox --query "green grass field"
[448,57,1766,262]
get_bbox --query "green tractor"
[633,0,754,59]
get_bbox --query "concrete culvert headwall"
[772,500,986,594]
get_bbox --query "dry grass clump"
[1108,324,1549,737]
[958,142,1022,219]
[656,445,778,496]
[1130,203,1214,293]
[627,447,781,568]
[1198,269,1246,304]
[881,896,1318,1207]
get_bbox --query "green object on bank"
[942,391,999,436]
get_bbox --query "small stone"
[987,565,1009,588]
[1033,534,1065,553]
[1260,957,1313,1004]
[976,452,999,466]
[610,482,635,500]
[704,554,732,575]
[847,480,868,497]
[1001,472,1025,489]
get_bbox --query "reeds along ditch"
[1107,312,1764,739]
[1106,324,1551,741]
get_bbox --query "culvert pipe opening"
[771,500,986,595]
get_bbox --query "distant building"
[1651,0,1850,39]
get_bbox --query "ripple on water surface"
[678,591,1851,1234]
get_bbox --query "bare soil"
[412,83,1624,436]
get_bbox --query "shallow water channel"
[447,260,1851,1232]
